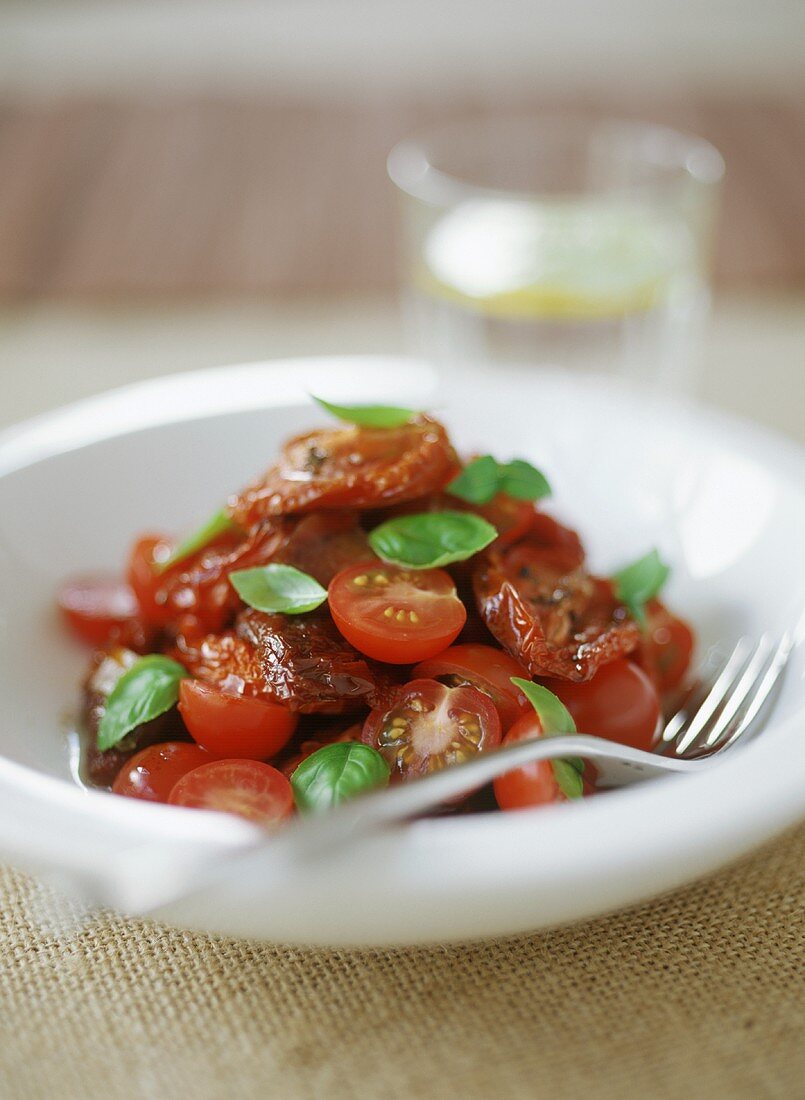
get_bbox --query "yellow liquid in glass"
[418,199,691,322]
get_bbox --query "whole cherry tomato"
[493,714,563,811]
[542,658,660,752]
[329,562,466,664]
[178,679,297,760]
[639,600,695,695]
[112,741,210,803]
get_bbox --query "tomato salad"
[58,397,694,826]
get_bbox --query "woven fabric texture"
[0,823,802,1100]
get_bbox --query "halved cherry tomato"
[178,679,297,760]
[361,678,501,782]
[638,600,695,695]
[168,759,294,826]
[493,715,568,810]
[111,741,210,803]
[542,658,660,752]
[58,576,139,647]
[412,644,530,730]
[329,562,466,664]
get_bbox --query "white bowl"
[0,356,803,945]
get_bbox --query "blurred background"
[0,0,803,439]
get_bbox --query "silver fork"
[95,629,795,917]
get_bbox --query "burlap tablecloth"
[0,824,802,1100]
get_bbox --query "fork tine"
[713,630,794,752]
[660,644,738,744]
[697,634,774,750]
[670,636,754,755]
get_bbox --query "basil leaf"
[311,395,419,429]
[447,455,502,504]
[368,510,497,569]
[511,677,584,800]
[551,759,585,800]
[448,456,552,505]
[156,507,238,573]
[291,741,390,814]
[229,564,327,615]
[497,459,552,502]
[613,548,670,627]
[97,655,188,751]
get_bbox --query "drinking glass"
[388,115,724,392]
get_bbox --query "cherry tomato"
[178,679,297,760]
[111,741,210,803]
[329,562,466,664]
[542,658,660,752]
[362,678,501,782]
[412,644,530,729]
[58,576,139,647]
[127,534,171,626]
[492,714,561,810]
[639,600,695,694]
[168,759,294,826]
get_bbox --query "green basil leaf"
[311,395,419,429]
[97,655,188,751]
[291,741,390,814]
[551,759,585,800]
[447,455,502,504]
[511,677,584,799]
[229,564,327,615]
[613,548,670,627]
[497,459,552,502]
[511,678,577,735]
[448,455,552,505]
[155,507,238,573]
[368,510,497,569]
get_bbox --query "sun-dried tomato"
[229,417,459,523]
[473,523,639,682]
[137,519,295,634]
[277,512,375,585]
[236,608,399,714]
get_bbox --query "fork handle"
[110,734,695,917]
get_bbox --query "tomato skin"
[178,679,297,760]
[168,759,294,826]
[230,417,459,522]
[493,715,563,811]
[412,644,530,730]
[542,658,660,752]
[127,535,171,626]
[58,577,140,647]
[329,562,466,665]
[638,600,695,695]
[362,678,501,783]
[112,742,210,803]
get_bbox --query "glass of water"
[388,115,724,392]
